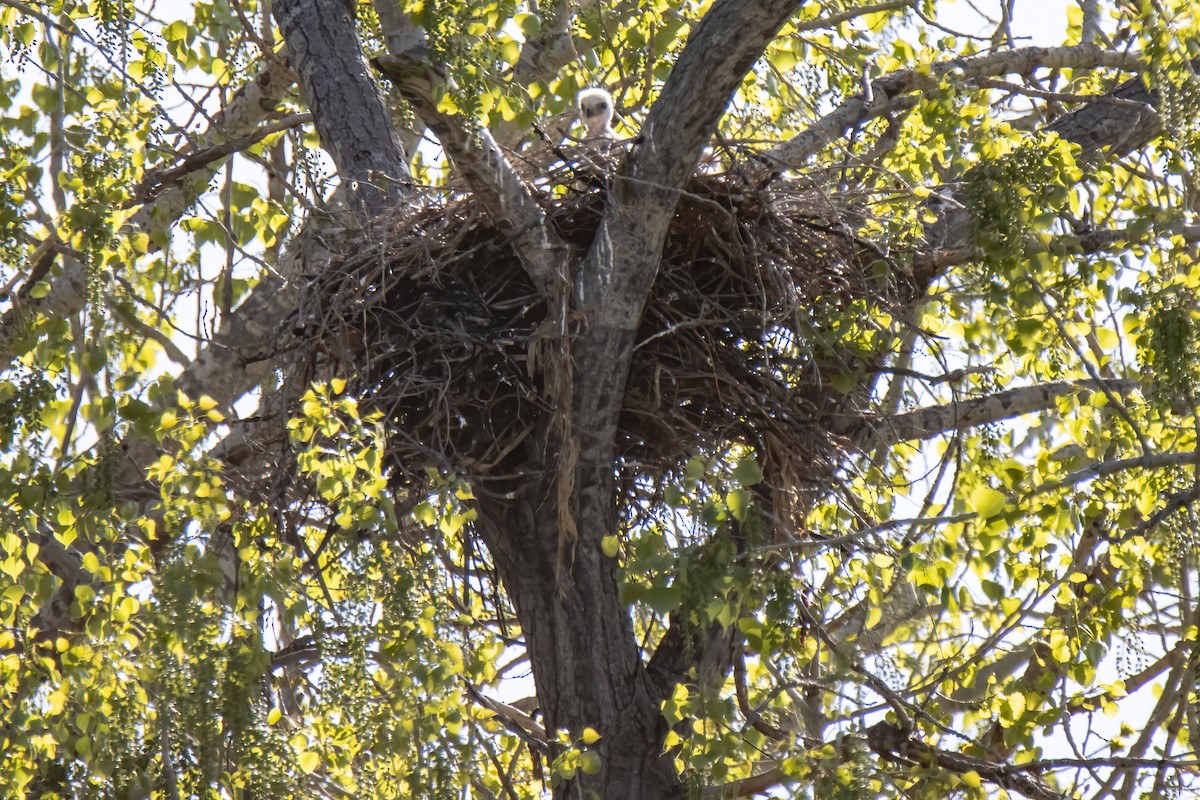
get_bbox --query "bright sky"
[941,0,1073,43]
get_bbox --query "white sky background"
[938,0,1071,44]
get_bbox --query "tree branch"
[571,0,804,451]
[1034,450,1199,496]
[765,46,1146,169]
[129,112,312,207]
[0,59,295,365]
[704,765,787,799]
[912,220,1200,276]
[274,0,410,216]
[866,721,1064,800]
[793,0,913,33]
[838,379,1139,449]
[372,5,563,302]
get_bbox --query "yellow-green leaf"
[970,486,1007,519]
[298,751,320,774]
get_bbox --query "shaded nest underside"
[295,158,907,501]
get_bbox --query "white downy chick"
[577,88,616,140]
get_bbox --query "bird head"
[577,88,616,139]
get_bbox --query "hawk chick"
[578,88,616,140]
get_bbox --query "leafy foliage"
[3,0,1200,798]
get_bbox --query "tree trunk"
[273,0,409,216]
[476,467,684,800]
[189,5,1183,799]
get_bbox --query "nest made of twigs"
[291,154,900,509]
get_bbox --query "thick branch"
[913,220,1200,276]
[866,721,1063,800]
[572,0,803,447]
[129,112,312,207]
[1034,450,1199,496]
[511,0,599,85]
[838,379,1139,449]
[274,0,409,216]
[373,7,562,301]
[765,46,1145,169]
[619,0,805,219]
[1042,66,1168,153]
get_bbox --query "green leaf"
[969,486,1007,519]
[726,488,750,521]
[579,751,602,775]
[732,457,763,487]
[641,585,682,615]
[297,750,320,774]
[865,606,883,629]
[831,372,858,394]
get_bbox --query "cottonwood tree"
[2,0,1200,798]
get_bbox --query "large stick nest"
[292,155,905,506]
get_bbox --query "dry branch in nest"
[288,154,909,518]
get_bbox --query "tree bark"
[465,3,806,797]
[764,46,1145,170]
[274,0,409,216]
[475,484,683,800]
[24,3,1195,795]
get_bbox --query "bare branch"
[464,684,550,752]
[129,112,312,207]
[840,379,1140,449]
[1034,451,1199,496]
[1079,0,1102,47]
[766,46,1145,169]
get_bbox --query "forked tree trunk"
[263,2,1174,798]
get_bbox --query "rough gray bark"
[274,0,410,215]
[176,15,1172,800]
[838,379,1139,449]
[764,46,1145,169]
[372,39,564,300]
[21,2,1195,795]
[1044,66,1168,153]
[178,0,413,415]
[569,0,805,563]
[475,487,683,800]
[464,3,807,799]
